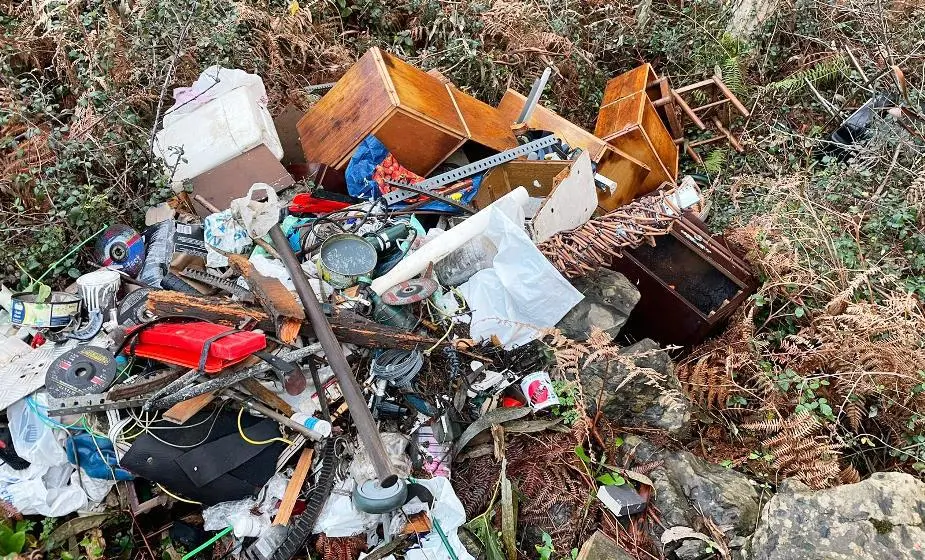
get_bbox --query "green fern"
[703,148,727,175]
[765,56,848,95]
[721,55,747,97]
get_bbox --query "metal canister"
[10,292,81,328]
[318,233,378,288]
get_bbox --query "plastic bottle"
[290,413,332,438]
[434,235,498,286]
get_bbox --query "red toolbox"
[127,321,266,373]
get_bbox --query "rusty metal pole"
[268,224,393,481]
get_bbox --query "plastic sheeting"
[458,204,583,348]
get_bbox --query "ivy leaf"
[794,306,805,318]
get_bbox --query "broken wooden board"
[145,290,452,351]
[163,392,215,425]
[273,448,313,526]
[474,160,572,210]
[226,253,304,343]
[191,145,295,217]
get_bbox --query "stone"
[556,268,640,341]
[576,530,633,560]
[619,437,762,559]
[580,339,691,433]
[750,472,925,560]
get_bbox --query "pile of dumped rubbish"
[0,49,758,559]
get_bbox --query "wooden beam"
[163,392,215,424]
[273,448,314,526]
[145,290,451,351]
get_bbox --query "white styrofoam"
[154,86,283,182]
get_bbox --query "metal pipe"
[223,390,323,441]
[268,225,393,480]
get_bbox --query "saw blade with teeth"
[178,267,254,302]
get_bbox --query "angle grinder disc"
[117,288,155,327]
[380,278,439,306]
[45,346,118,398]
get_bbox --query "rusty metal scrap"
[539,187,688,278]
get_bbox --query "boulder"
[750,472,925,560]
[621,437,762,559]
[581,339,691,433]
[556,268,639,341]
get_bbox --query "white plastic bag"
[312,478,380,538]
[203,473,289,538]
[403,477,474,560]
[230,183,281,239]
[204,210,252,268]
[8,395,66,466]
[458,206,582,348]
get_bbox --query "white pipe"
[371,187,529,295]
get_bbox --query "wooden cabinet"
[601,63,658,105]
[496,89,652,211]
[594,90,678,190]
[607,213,756,347]
[447,87,519,155]
[297,48,468,176]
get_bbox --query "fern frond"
[765,56,848,95]
[703,148,727,175]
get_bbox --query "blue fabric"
[65,434,134,481]
[346,135,390,199]
[344,135,482,213]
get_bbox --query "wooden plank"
[163,392,215,424]
[601,64,658,106]
[273,448,314,526]
[145,290,453,351]
[448,86,519,153]
[240,378,294,417]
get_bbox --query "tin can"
[10,292,81,328]
[318,233,378,288]
[520,371,560,411]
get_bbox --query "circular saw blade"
[45,346,118,398]
[380,278,438,306]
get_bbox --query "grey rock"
[576,530,634,560]
[750,472,925,560]
[556,268,640,341]
[580,339,691,433]
[620,436,763,554]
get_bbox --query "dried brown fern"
[743,413,845,489]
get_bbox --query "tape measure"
[45,346,118,398]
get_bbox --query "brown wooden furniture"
[473,160,572,210]
[447,86,520,155]
[496,89,652,211]
[297,48,469,176]
[595,90,679,189]
[607,212,756,347]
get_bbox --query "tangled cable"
[370,349,424,388]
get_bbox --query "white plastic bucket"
[76,269,121,315]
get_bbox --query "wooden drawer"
[297,48,468,176]
[496,89,652,210]
[608,213,756,347]
[594,91,678,189]
[601,64,658,106]
[447,86,519,155]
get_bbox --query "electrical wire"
[156,483,202,505]
[125,402,227,449]
[236,407,295,447]
[26,396,85,431]
[370,349,424,388]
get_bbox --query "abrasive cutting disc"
[117,288,155,327]
[380,278,438,306]
[45,346,118,398]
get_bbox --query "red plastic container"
[128,321,266,373]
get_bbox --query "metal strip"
[382,135,561,205]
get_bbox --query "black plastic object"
[0,425,29,470]
[121,410,284,506]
